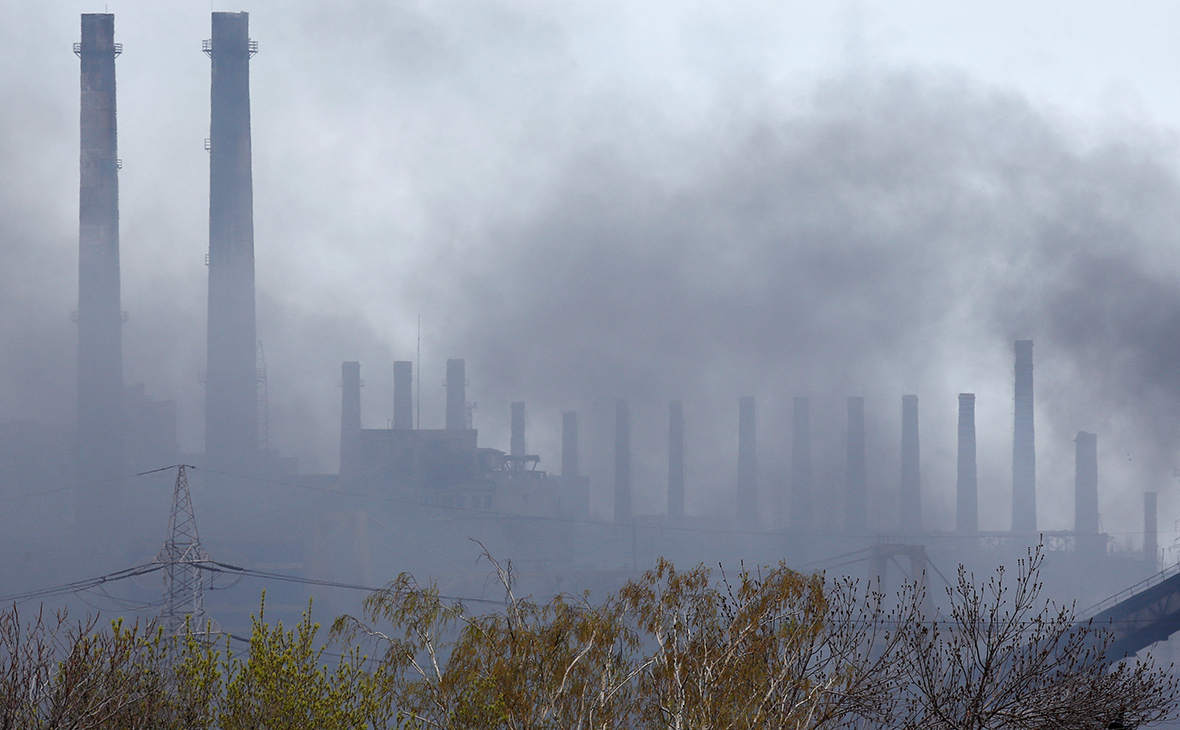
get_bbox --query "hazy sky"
[6,1,1180,547]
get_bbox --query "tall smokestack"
[76,14,124,510]
[737,397,758,525]
[846,397,866,533]
[340,362,361,477]
[668,401,685,520]
[510,402,526,457]
[205,12,258,471]
[957,393,978,533]
[791,397,811,531]
[561,411,578,476]
[614,399,632,524]
[1074,431,1099,535]
[392,361,412,430]
[445,358,466,430]
[1012,340,1037,532]
[1145,492,1159,570]
[900,395,921,533]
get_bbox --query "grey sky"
[4,1,1180,547]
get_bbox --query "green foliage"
[219,593,376,730]
[2,549,1178,729]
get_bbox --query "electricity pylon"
[153,465,219,637]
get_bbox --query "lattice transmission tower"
[154,465,219,637]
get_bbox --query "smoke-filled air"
[8,0,1180,674]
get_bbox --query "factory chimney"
[737,397,758,525]
[614,399,632,524]
[204,12,258,472]
[510,402,526,457]
[668,401,685,520]
[76,13,125,513]
[900,395,921,533]
[561,411,578,476]
[1145,492,1159,571]
[791,397,812,531]
[1074,431,1099,535]
[1012,340,1037,532]
[340,362,361,477]
[846,397,866,533]
[445,359,466,430]
[392,361,412,430]
[957,394,978,533]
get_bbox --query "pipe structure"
[1012,340,1037,532]
[957,393,978,533]
[668,401,685,520]
[791,397,812,531]
[510,402,526,457]
[561,411,578,477]
[77,13,125,510]
[846,397,866,533]
[340,362,361,477]
[445,359,466,430]
[1145,492,1159,571]
[393,361,412,430]
[738,397,758,526]
[900,395,921,533]
[614,399,632,524]
[1074,431,1099,535]
[205,12,258,472]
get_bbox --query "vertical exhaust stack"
[614,399,632,524]
[392,361,412,430]
[956,394,978,533]
[76,14,125,513]
[1012,340,1037,532]
[1074,431,1099,534]
[1145,492,1159,570]
[791,397,812,531]
[205,12,258,472]
[445,358,466,430]
[737,397,758,526]
[340,362,361,478]
[846,397,866,533]
[510,402,526,457]
[900,395,921,533]
[561,411,578,476]
[668,401,685,520]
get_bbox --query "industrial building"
[0,11,1169,632]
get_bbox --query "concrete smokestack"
[791,397,811,531]
[957,393,978,533]
[1012,340,1037,532]
[340,362,361,477]
[668,401,685,519]
[1145,492,1159,571]
[737,397,758,525]
[561,411,578,476]
[1074,431,1099,535]
[445,359,466,430]
[614,399,632,524]
[205,12,258,471]
[900,395,921,533]
[76,14,124,510]
[846,397,866,532]
[392,361,412,430]
[510,402,526,457]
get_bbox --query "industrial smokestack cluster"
[845,397,866,532]
[393,361,412,430]
[900,395,921,533]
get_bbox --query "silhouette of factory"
[0,12,1166,619]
